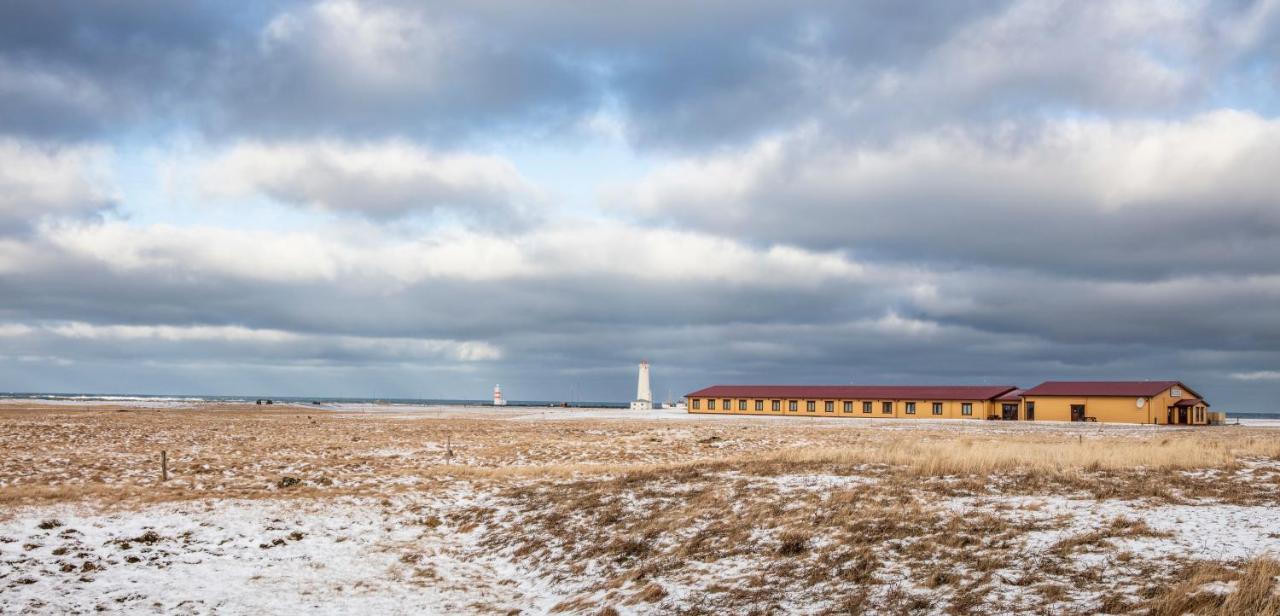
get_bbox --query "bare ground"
[1,403,1278,614]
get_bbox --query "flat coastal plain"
[2,403,1279,615]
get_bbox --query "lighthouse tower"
[630,361,653,410]
[493,384,506,406]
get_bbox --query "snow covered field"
[1,402,1278,614]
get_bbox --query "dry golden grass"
[459,459,1266,615]
[1,403,1278,509]
[2,403,1278,614]
[766,434,1278,474]
[1144,557,1280,615]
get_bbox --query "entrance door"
[1002,403,1018,420]
[1025,401,1035,421]
[1178,407,1188,424]
[1070,405,1085,422]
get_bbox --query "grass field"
[1,403,1278,614]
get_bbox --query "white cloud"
[26,321,502,363]
[914,0,1197,109]
[0,323,35,337]
[178,139,538,220]
[29,219,870,288]
[627,110,1280,215]
[1229,370,1280,381]
[261,0,458,92]
[617,110,1280,277]
[0,137,115,231]
[46,322,296,343]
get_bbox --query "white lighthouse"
[493,384,506,406]
[630,361,653,410]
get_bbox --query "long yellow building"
[685,380,1212,425]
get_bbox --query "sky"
[1,0,1279,410]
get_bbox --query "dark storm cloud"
[470,0,1010,148]
[0,222,910,398]
[1,218,1278,408]
[0,0,585,141]
[207,1,593,141]
[0,0,271,138]
[10,0,1270,147]
[0,225,885,341]
[0,0,1278,412]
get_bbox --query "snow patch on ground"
[0,492,561,615]
[952,495,1280,562]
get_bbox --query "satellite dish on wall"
[1136,398,1146,408]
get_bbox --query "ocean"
[0,392,630,409]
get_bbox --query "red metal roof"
[1172,398,1208,408]
[995,388,1025,402]
[1022,381,1189,397]
[684,385,1018,401]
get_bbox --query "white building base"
[630,400,653,411]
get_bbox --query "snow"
[0,492,564,615]
[5,481,1280,614]
[1237,418,1280,428]
[950,494,1280,561]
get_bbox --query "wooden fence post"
[161,450,169,482]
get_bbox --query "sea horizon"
[4,391,1277,418]
[0,391,633,409]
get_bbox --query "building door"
[1070,405,1085,422]
[1002,404,1018,420]
[1025,401,1034,421]
[1178,407,1188,424]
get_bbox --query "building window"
[863,401,872,414]
[961,403,973,416]
[737,399,747,411]
[707,399,716,411]
[824,401,834,413]
[905,402,916,414]
[772,400,781,412]
[882,401,893,414]
[932,402,942,415]
[788,400,798,412]
[692,399,700,410]
[1171,387,1181,397]
[806,400,816,412]
[723,399,731,411]
[843,401,853,413]
[755,399,764,411]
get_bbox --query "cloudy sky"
[2,1,1279,409]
